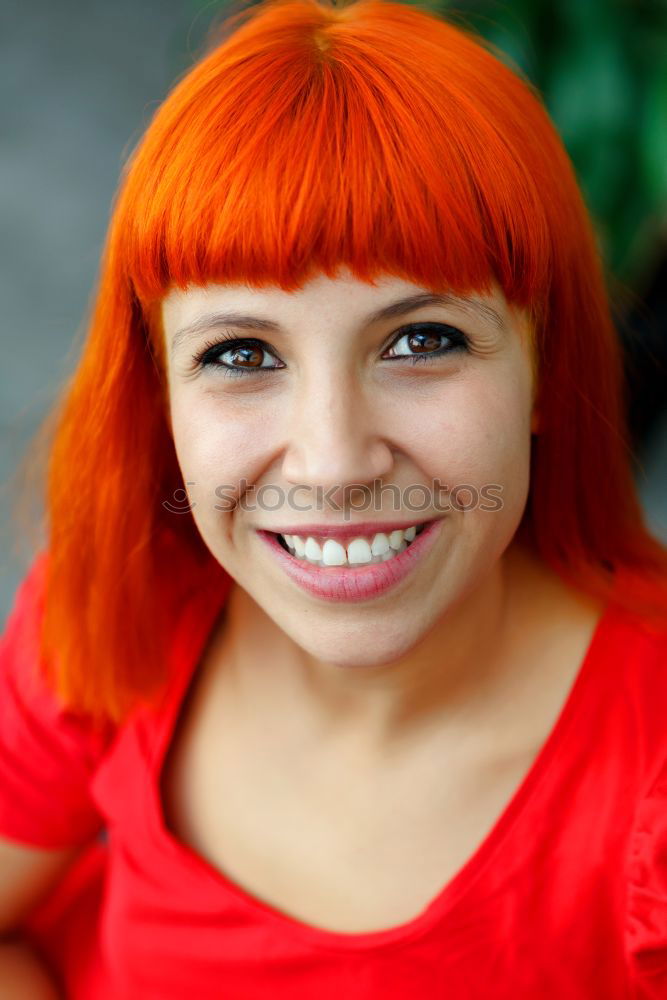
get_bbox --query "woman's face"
[161,267,539,666]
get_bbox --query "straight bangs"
[119,0,556,355]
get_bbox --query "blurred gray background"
[1,0,666,622]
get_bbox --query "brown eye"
[194,336,283,377]
[384,322,468,364]
[228,345,264,368]
[406,330,443,354]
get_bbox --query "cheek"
[169,393,272,516]
[403,378,533,532]
[404,381,532,481]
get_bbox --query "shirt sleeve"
[626,748,667,998]
[0,553,116,849]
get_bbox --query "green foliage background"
[442,0,667,292]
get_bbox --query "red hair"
[13,0,666,727]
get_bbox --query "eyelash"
[190,322,470,378]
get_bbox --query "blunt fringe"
[11,0,667,727]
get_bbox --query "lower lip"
[256,520,444,603]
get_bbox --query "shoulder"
[625,740,667,996]
[0,554,116,846]
[605,605,667,774]
[618,609,667,995]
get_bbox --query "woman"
[1,0,666,996]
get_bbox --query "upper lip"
[257,518,435,541]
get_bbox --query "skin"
[161,266,555,761]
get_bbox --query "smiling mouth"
[271,523,427,568]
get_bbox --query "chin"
[277,616,430,669]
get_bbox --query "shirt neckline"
[145,581,615,954]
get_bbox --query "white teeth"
[388,529,405,550]
[277,523,426,568]
[321,539,347,566]
[370,532,390,555]
[304,537,322,561]
[346,538,373,564]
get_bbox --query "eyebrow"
[170,291,506,356]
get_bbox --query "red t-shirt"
[1,553,666,999]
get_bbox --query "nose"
[280,374,394,503]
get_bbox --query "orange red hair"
[13,0,666,726]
